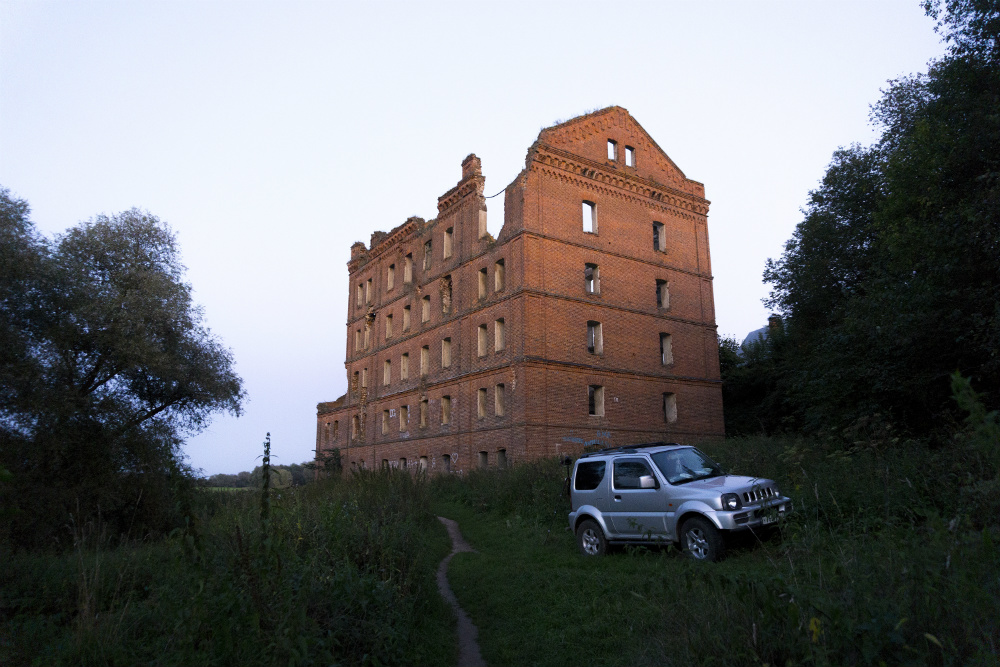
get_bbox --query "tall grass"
[434,437,999,666]
[2,469,455,666]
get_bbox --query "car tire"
[576,519,607,556]
[681,517,725,562]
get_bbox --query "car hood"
[678,475,780,499]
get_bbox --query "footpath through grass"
[2,470,456,667]
[431,439,999,667]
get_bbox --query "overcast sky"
[1,1,947,474]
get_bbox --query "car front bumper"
[713,498,793,531]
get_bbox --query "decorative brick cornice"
[437,174,485,214]
[530,144,709,220]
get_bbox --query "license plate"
[761,515,777,525]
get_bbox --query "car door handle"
[614,495,622,501]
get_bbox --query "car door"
[608,458,668,538]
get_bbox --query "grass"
[3,432,997,666]
[431,440,999,666]
[1,469,456,667]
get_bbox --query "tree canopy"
[0,190,244,546]
[757,0,1000,437]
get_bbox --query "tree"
[0,190,244,546]
[763,1,1000,436]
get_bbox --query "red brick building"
[316,106,723,473]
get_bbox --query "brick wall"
[317,107,723,474]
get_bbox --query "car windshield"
[650,448,723,484]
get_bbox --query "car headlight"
[721,493,742,511]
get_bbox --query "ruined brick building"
[316,106,723,473]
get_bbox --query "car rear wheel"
[576,519,607,556]
[681,517,725,562]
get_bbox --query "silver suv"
[568,442,792,561]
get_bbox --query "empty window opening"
[497,449,507,467]
[404,253,413,283]
[420,345,429,376]
[657,279,670,309]
[660,333,674,365]
[478,451,488,468]
[477,387,487,418]
[444,228,454,259]
[352,415,360,440]
[625,145,635,167]
[478,209,488,239]
[356,283,364,308]
[423,240,432,270]
[421,295,430,323]
[382,410,390,434]
[364,322,370,349]
[478,267,487,299]
[443,453,451,472]
[387,264,395,290]
[382,459,389,470]
[400,457,407,469]
[366,278,372,303]
[354,329,362,351]
[323,422,330,446]
[478,324,488,357]
[582,201,597,234]
[361,367,367,388]
[653,221,665,252]
[352,370,359,394]
[442,337,452,368]
[383,359,391,385]
[587,321,603,355]
[401,353,409,379]
[495,383,505,416]
[385,314,393,339]
[589,385,605,416]
[420,398,428,428]
[441,395,452,424]
[663,392,678,423]
[419,456,428,472]
[494,259,505,292]
[403,304,411,330]
[495,318,505,352]
[607,139,617,161]
[441,275,452,314]
[400,405,409,431]
[584,263,600,294]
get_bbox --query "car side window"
[574,461,606,491]
[613,459,659,490]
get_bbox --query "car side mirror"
[639,475,656,489]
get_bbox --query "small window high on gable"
[607,139,617,161]
[625,145,635,167]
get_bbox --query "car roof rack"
[578,441,683,459]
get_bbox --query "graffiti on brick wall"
[562,430,611,450]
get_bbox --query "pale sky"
[1,1,947,474]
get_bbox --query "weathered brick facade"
[316,107,723,474]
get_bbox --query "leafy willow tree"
[763,0,1000,437]
[0,189,244,546]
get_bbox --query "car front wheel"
[681,517,725,562]
[576,519,607,556]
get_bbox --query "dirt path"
[436,516,486,667]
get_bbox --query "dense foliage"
[0,190,244,547]
[753,0,1000,437]
[2,471,455,666]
